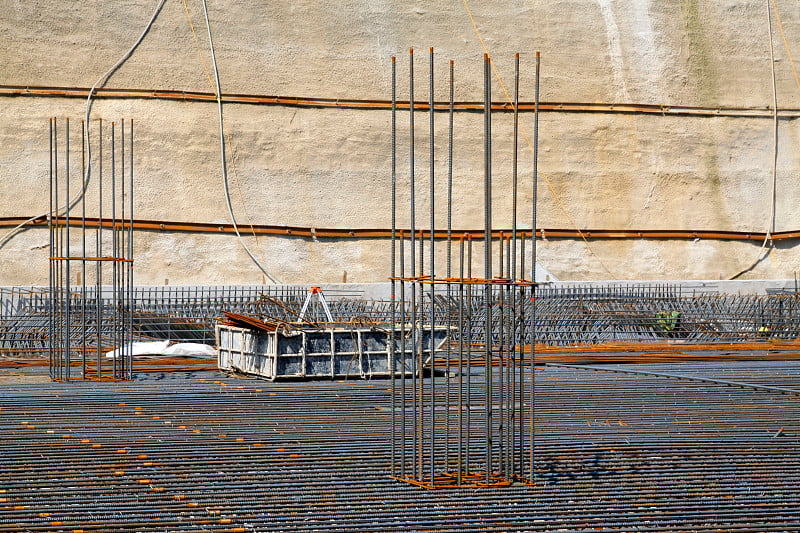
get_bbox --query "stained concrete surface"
[1,1,799,284]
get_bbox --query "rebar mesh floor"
[2,361,800,532]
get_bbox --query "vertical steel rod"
[465,264,472,472]
[96,119,103,378]
[48,118,54,379]
[457,236,464,484]
[54,118,61,380]
[483,53,493,483]
[81,120,87,379]
[128,119,134,380]
[399,230,406,478]
[390,55,397,477]
[428,46,436,483]
[518,247,526,473]
[408,47,419,480]
[512,53,519,283]
[111,121,118,379]
[532,51,540,284]
[530,50,541,481]
[65,118,71,381]
[445,58,454,475]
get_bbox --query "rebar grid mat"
[3,362,800,531]
[4,285,800,359]
[0,285,317,356]
[439,285,800,347]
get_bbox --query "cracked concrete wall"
[1,0,799,284]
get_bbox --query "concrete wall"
[1,0,800,285]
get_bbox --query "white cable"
[767,0,779,239]
[0,0,167,251]
[730,0,779,279]
[200,0,280,283]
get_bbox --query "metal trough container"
[216,324,449,380]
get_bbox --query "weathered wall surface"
[1,0,800,284]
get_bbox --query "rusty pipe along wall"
[4,217,798,242]
[4,84,800,118]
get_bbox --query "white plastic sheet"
[105,341,217,359]
[162,342,218,357]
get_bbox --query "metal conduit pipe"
[2,84,799,118]
[3,216,800,242]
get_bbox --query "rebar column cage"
[48,118,135,381]
[389,50,541,487]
